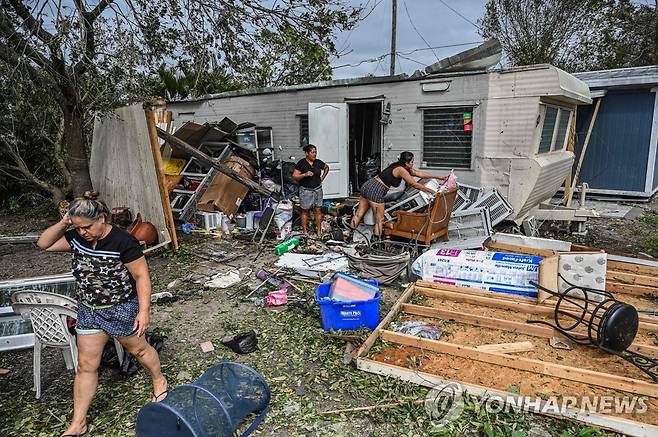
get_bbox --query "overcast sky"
[330,0,489,79]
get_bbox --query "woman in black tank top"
[351,151,447,237]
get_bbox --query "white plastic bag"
[274,201,293,240]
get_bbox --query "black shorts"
[360,178,388,203]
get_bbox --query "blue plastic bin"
[315,279,381,331]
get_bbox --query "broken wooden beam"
[155,127,278,199]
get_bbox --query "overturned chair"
[384,187,458,246]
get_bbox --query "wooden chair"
[384,187,458,246]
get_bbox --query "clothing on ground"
[294,158,326,189]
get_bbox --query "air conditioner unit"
[469,189,514,226]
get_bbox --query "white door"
[308,102,348,198]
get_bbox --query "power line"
[437,0,481,30]
[332,41,484,70]
[402,0,440,62]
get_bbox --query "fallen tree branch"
[320,399,424,415]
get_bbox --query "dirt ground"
[1,198,657,436]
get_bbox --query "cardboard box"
[197,155,255,216]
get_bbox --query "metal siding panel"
[575,91,653,191]
[654,139,658,189]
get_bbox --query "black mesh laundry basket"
[136,361,270,437]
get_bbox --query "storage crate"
[315,281,380,331]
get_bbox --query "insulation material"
[411,249,542,298]
[558,252,607,302]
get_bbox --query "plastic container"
[274,238,299,256]
[315,279,381,331]
[136,360,270,436]
[329,272,379,302]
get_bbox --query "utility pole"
[390,0,397,76]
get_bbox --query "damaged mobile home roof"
[171,68,524,104]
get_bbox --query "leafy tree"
[480,0,657,71]
[0,0,361,202]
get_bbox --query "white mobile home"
[168,64,591,220]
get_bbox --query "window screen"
[422,107,473,169]
[539,106,558,153]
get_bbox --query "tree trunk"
[63,110,93,197]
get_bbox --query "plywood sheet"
[90,104,171,247]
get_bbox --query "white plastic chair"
[11,290,125,399]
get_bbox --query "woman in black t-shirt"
[292,144,330,236]
[37,192,167,437]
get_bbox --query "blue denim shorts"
[76,298,139,337]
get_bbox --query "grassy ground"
[0,234,613,436]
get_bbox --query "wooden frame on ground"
[356,282,658,436]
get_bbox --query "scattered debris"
[151,291,176,304]
[199,341,215,353]
[204,268,251,289]
[549,337,573,351]
[266,288,288,306]
[391,321,443,340]
[220,330,258,354]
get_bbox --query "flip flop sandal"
[61,425,89,437]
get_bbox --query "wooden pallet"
[356,282,658,436]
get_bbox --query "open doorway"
[348,102,382,194]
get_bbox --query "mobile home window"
[422,107,473,169]
[538,105,572,153]
[554,108,572,150]
[299,115,309,148]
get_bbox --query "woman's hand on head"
[60,213,71,226]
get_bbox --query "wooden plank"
[475,341,534,354]
[415,285,658,332]
[90,104,171,250]
[356,357,658,437]
[145,109,179,250]
[567,97,601,207]
[416,281,658,327]
[416,280,538,304]
[607,281,658,297]
[485,241,558,257]
[0,234,39,244]
[607,271,658,288]
[380,330,658,398]
[355,283,415,358]
[400,303,658,357]
[608,260,658,277]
